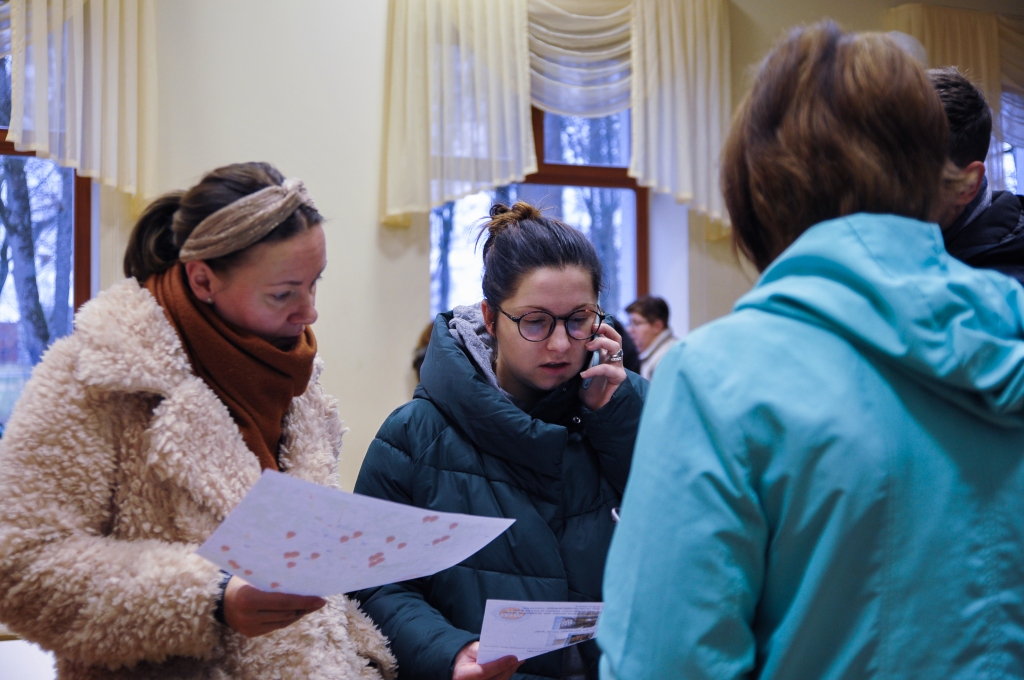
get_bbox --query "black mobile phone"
[581,350,601,389]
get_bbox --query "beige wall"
[97,0,1024,490]
[124,1,428,490]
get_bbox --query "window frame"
[522,106,650,296]
[0,132,92,311]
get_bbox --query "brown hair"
[479,201,603,307]
[928,67,992,168]
[123,162,323,281]
[412,321,433,381]
[626,295,669,326]
[722,22,949,272]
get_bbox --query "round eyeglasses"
[494,305,606,342]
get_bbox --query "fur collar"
[70,278,339,522]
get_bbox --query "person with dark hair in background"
[354,202,647,680]
[930,67,1024,285]
[0,162,395,679]
[412,321,434,382]
[600,23,1024,680]
[624,295,678,380]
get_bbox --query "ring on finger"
[609,349,624,363]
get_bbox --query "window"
[430,107,649,320]
[1003,142,1020,194]
[0,56,92,430]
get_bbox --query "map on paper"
[196,471,514,596]
[476,600,604,664]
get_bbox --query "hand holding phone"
[581,350,602,390]
[578,321,628,411]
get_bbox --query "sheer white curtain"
[528,0,631,117]
[381,0,535,225]
[0,2,10,58]
[1000,15,1024,150]
[6,0,158,197]
[888,4,1006,189]
[630,0,730,222]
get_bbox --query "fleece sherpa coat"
[0,278,396,680]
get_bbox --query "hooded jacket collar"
[944,187,1024,287]
[639,328,676,361]
[447,303,522,407]
[944,176,993,245]
[736,213,1024,426]
[418,311,581,479]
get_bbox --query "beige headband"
[178,177,316,262]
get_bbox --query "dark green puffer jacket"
[353,312,647,680]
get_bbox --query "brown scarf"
[145,264,317,471]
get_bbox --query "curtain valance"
[528,0,632,117]
[381,0,731,227]
[6,0,158,197]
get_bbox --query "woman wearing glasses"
[353,202,647,680]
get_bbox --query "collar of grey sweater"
[448,302,523,408]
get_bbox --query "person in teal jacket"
[355,202,647,680]
[599,22,1024,680]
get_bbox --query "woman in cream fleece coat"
[0,164,396,679]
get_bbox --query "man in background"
[930,67,1024,285]
[625,295,678,381]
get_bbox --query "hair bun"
[484,202,521,241]
[510,201,542,221]
[480,200,550,259]
[489,201,543,222]
[477,198,604,309]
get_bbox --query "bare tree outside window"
[0,56,77,427]
[1003,142,1020,194]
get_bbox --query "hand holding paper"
[453,642,521,680]
[197,471,514,597]
[223,576,326,637]
[476,600,604,665]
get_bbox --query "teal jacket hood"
[735,213,1024,424]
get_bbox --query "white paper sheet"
[196,471,514,596]
[476,600,604,664]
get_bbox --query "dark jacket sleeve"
[352,414,478,680]
[578,371,648,495]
